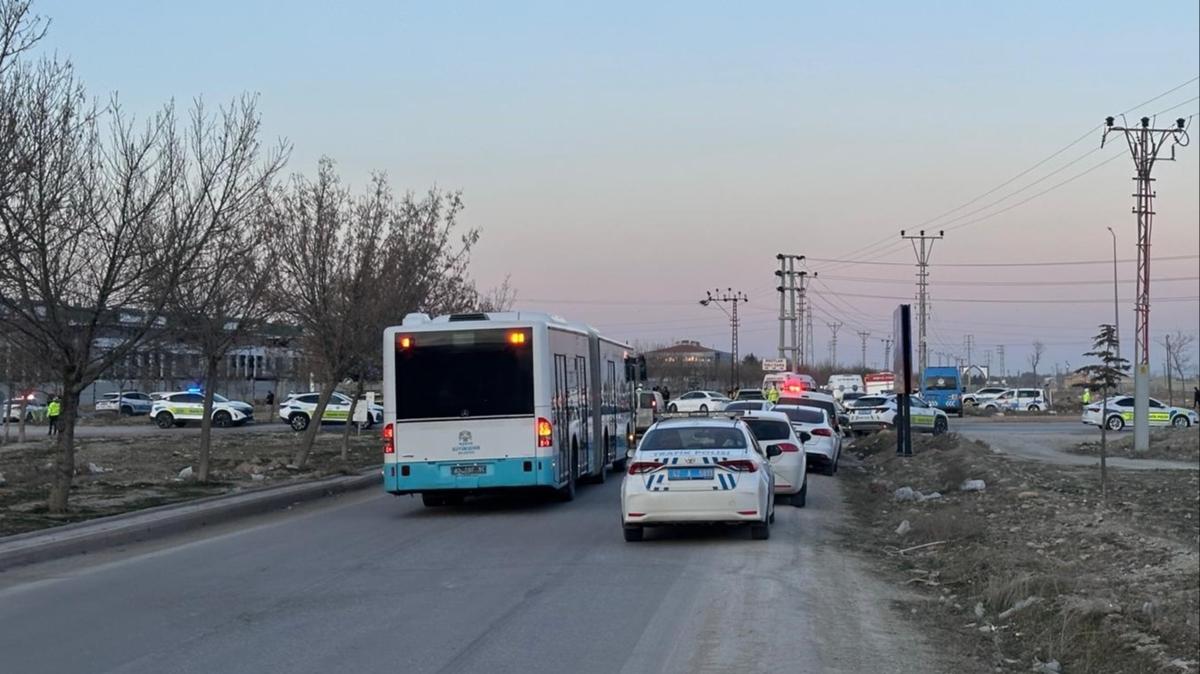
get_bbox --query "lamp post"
[1105,226,1120,369]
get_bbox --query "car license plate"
[451,464,486,476]
[668,467,714,480]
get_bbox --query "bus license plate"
[668,467,714,480]
[451,464,486,476]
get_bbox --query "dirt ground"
[843,430,1199,673]
[0,428,381,537]
[1068,428,1200,463]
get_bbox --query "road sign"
[761,358,788,372]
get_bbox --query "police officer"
[1081,388,1092,406]
[47,396,61,436]
[765,384,780,405]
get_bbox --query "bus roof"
[389,311,631,349]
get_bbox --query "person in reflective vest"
[1081,388,1091,406]
[47,397,62,436]
[765,384,780,404]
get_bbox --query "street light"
[1105,227,1120,370]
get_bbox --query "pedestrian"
[1081,388,1091,405]
[765,384,780,405]
[265,390,275,407]
[46,396,61,436]
[662,386,670,404]
[1193,386,1199,409]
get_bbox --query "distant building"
[644,340,732,390]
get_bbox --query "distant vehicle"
[278,391,383,431]
[724,400,775,412]
[149,392,171,401]
[776,389,847,438]
[382,312,640,505]
[733,388,764,401]
[847,395,949,435]
[740,410,808,506]
[962,386,1008,407]
[667,390,730,413]
[988,388,1049,412]
[773,404,843,476]
[826,374,865,401]
[621,416,778,541]
[762,372,816,396]
[864,372,895,396]
[840,391,866,405]
[95,391,153,416]
[2,395,45,423]
[151,391,254,428]
[920,366,963,417]
[635,389,664,435]
[1081,395,1196,430]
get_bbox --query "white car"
[723,400,775,413]
[982,388,1049,412]
[846,395,949,435]
[1082,395,1198,431]
[962,386,1008,407]
[739,410,808,506]
[2,395,45,423]
[151,391,255,428]
[95,391,154,416]
[621,417,777,541]
[666,390,730,413]
[774,404,843,475]
[278,391,383,431]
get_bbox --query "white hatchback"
[621,417,777,541]
[773,404,842,476]
[739,410,808,506]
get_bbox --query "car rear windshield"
[743,419,792,441]
[725,401,764,411]
[775,407,824,424]
[849,396,887,408]
[394,328,534,420]
[638,392,657,408]
[640,426,747,450]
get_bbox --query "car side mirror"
[797,431,812,444]
[766,445,783,458]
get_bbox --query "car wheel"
[1171,415,1190,428]
[933,418,948,435]
[1028,404,1041,412]
[623,526,644,542]
[699,404,708,413]
[155,412,175,429]
[793,479,807,508]
[750,520,770,540]
[667,403,677,412]
[288,413,310,432]
[1106,415,1125,431]
[821,458,836,476]
[421,494,446,507]
[213,411,232,428]
[120,405,133,416]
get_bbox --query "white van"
[825,374,866,401]
[762,372,816,396]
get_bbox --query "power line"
[699,288,749,389]
[802,253,1199,268]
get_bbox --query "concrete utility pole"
[901,229,943,377]
[997,345,1006,381]
[796,270,816,368]
[1102,115,1190,451]
[881,334,893,370]
[857,331,871,371]
[826,321,843,367]
[700,289,749,390]
[775,254,805,371]
[964,334,975,390]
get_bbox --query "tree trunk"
[48,383,82,513]
[2,387,11,445]
[197,358,221,482]
[293,383,337,468]
[340,379,365,462]
[17,397,27,443]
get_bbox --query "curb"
[0,468,381,571]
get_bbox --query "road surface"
[954,419,1198,470]
[0,474,954,674]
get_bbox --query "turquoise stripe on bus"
[383,455,552,493]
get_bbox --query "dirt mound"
[1070,427,1199,462]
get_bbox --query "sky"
[39,0,1200,376]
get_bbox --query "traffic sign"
[761,358,788,372]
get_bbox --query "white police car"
[846,395,949,435]
[621,416,777,541]
[279,391,383,431]
[151,391,254,429]
[1082,395,1197,431]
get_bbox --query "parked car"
[95,391,154,416]
[773,404,842,475]
[278,391,383,431]
[1081,395,1197,431]
[733,388,765,401]
[666,390,730,413]
[740,410,808,506]
[151,392,254,428]
[2,395,45,423]
[982,388,1049,412]
[724,400,775,413]
[847,395,949,435]
[961,386,1008,407]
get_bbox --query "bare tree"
[0,13,282,509]
[1075,324,1129,500]
[1159,332,1195,406]
[477,275,517,312]
[1028,341,1045,383]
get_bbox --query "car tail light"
[382,422,394,454]
[718,459,757,472]
[736,510,758,515]
[812,428,832,437]
[536,417,553,447]
[776,442,800,453]
[628,461,661,475]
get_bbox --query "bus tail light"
[717,459,757,472]
[383,423,395,454]
[627,461,661,475]
[397,335,412,349]
[776,442,800,453]
[811,428,833,437]
[536,417,553,447]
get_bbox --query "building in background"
[644,340,732,391]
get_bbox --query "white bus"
[382,311,643,506]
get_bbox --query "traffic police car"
[278,391,383,431]
[151,391,255,428]
[1082,395,1197,431]
[621,415,777,542]
[846,394,949,435]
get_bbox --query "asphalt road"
[954,418,1199,470]
[0,473,954,674]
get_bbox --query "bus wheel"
[421,494,446,507]
[558,443,578,501]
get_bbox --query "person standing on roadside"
[1193,386,1199,409]
[1082,388,1091,406]
[47,396,61,436]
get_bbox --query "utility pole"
[901,229,943,378]
[796,270,816,369]
[826,321,843,367]
[964,334,975,390]
[997,345,1006,381]
[857,331,871,371]
[881,334,893,370]
[775,254,805,371]
[1102,115,1190,451]
[700,289,749,390]
[984,349,992,381]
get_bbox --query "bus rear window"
[394,329,534,420]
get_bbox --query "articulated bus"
[382,311,644,506]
